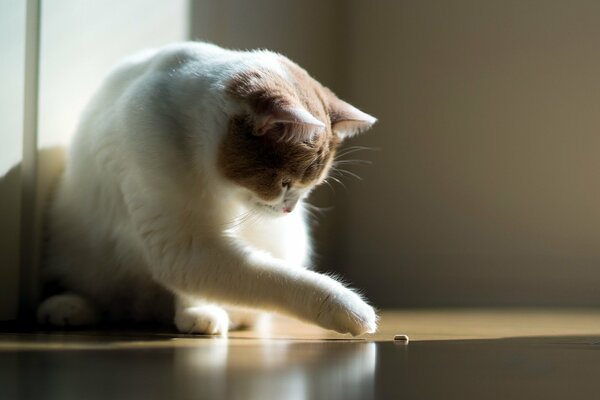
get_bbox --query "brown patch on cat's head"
[218,56,375,205]
[219,115,340,201]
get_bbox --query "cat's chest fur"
[236,207,310,267]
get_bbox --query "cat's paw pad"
[316,287,378,336]
[37,294,99,327]
[175,305,229,335]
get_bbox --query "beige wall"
[342,0,600,306]
[191,0,344,87]
[191,0,600,307]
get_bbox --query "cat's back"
[85,42,225,106]
[119,42,290,89]
[118,41,229,77]
[83,41,293,127]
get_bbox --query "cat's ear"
[327,92,377,138]
[254,103,324,136]
[227,69,325,142]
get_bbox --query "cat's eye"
[282,179,292,189]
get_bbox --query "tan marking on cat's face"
[218,115,340,201]
[219,63,341,202]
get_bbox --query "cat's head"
[218,56,376,216]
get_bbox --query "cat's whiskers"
[335,145,379,159]
[330,167,363,181]
[330,149,373,186]
[303,203,333,218]
[243,209,264,227]
[224,209,260,231]
[235,211,260,229]
[326,175,348,191]
[333,159,372,166]
[321,178,336,194]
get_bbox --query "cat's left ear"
[226,69,325,142]
[327,92,377,138]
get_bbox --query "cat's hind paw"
[174,305,229,335]
[37,293,99,327]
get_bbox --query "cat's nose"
[282,201,297,213]
[283,194,300,214]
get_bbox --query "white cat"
[37,42,378,335]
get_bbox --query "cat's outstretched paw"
[316,286,378,336]
[37,293,99,327]
[174,305,229,335]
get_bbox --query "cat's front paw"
[174,305,229,335]
[316,285,378,336]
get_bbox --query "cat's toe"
[316,287,378,336]
[174,305,229,335]
[37,293,99,327]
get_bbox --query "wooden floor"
[3,309,600,399]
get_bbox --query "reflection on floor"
[2,309,600,399]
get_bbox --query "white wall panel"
[0,0,26,320]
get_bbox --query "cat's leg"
[174,295,230,335]
[230,207,310,330]
[37,293,100,327]
[128,197,376,335]
[148,235,376,335]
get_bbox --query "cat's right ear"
[226,70,324,142]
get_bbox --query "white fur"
[40,42,377,335]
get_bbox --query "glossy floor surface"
[3,309,600,399]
